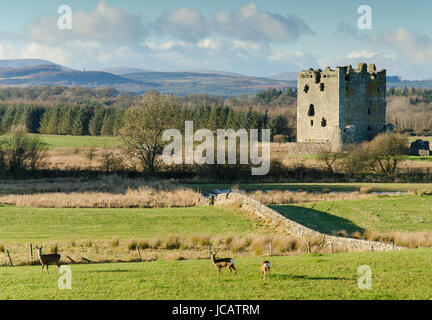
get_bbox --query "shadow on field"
[272,274,353,281]
[271,205,365,236]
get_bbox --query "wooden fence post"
[307,242,311,254]
[6,250,13,267]
[331,242,334,254]
[269,240,273,256]
[29,244,33,262]
[136,247,142,262]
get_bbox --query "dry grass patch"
[0,177,204,208]
[248,190,376,205]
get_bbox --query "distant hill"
[181,70,247,77]
[0,59,73,71]
[267,72,299,81]
[123,71,296,96]
[3,59,430,95]
[100,67,153,75]
[0,59,55,69]
[0,64,147,88]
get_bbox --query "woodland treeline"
[0,87,294,139]
[0,86,431,138]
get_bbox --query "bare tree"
[317,146,341,174]
[362,133,409,176]
[120,91,180,174]
[0,126,47,172]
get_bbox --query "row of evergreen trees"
[0,103,287,139]
[0,104,125,136]
[39,105,125,136]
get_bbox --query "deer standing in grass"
[210,250,238,277]
[261,261,271,280]
[36,246,61,274]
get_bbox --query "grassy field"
[1,248,432,299]
[31,134,120,148]
[401,155,432,162]
[0,205,256,244]
[272,195,432,234]
[189,182,432,193]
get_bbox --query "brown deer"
[210,250,238,277]
[36,246,61,274]
[261,261,271,280]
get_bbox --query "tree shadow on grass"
[271,205,365,236]
[272,274,354,281]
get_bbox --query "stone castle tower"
[297,63,386,149]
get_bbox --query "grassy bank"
[272,195,432,234]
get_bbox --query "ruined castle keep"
[297,63,386,149]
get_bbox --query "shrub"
[68,237,77,247]
[50,244,58,254]
[127,239,138,251]
[138,239,150,250]
[273,135,287,143]
[111,236,120,248]
[150,237,162,249]
[360,187,373,194]
[190,234,211,248]
[165,235,181,250]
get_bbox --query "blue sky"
[0,0,431,79]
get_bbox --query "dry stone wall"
[214,192,402,252]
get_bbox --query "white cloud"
[346,50,377,59]
[155,8,208,42]
[214,3,313,43]
[268,50,319,70]
[25,0,147,44]
[198,38,220,50]
[146,40,187,51]
[367,28,432,65]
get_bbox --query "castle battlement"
[297,63,386,148]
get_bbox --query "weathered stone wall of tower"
[297,67,340,143]
[297,63,386,148]
[338,63,386,143]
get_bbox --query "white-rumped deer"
[261,261,271,280]
[210,250,238,277]
[36,246,61,274]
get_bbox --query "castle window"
[320,83,325,91]
[345,74,350,81]
[368,108,371,115]
[308,104,315,117]
[311,120,314,126]
[367,126,372,131]
[304,84,309,93]
[321,118,327,127]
